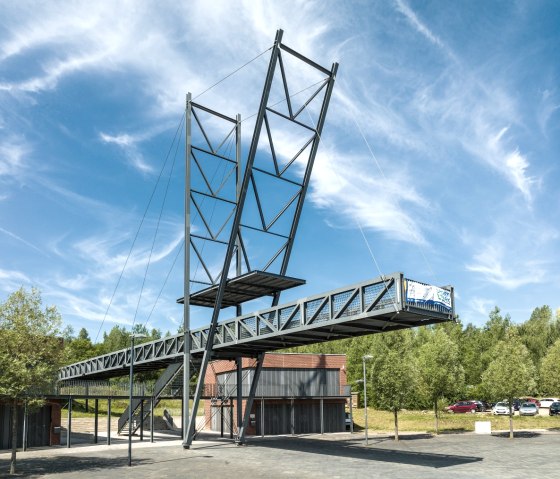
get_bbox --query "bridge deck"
[59,272,454,381]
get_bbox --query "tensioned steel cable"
[192,46,273,101]
[305,108,400,313]
[142,123,237,330]
[94,113,186,343]
[241,78,328,124]
[141,70,327,331]
[142,239,183,330]
[132,115,184,331]
[351,116,439,286]
[96,46,272,341]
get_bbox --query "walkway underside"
[59,272,454,381]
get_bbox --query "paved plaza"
[1,429,559,478]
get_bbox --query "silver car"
[492,401,512,415]
[519,402,539,416]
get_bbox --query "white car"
[538,398,559,408]
[492,402,512,415]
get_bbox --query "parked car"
[538,398,559,408]
[492,402,512,415]
[520,397,541,407]
[519,402,539,416]
[470,400,489,412]
[446,401,478,414]
[549,402,560,416]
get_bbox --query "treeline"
[62,304,560,407]
[62,324,168,365]
[285,305,560,409]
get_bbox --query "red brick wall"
[204,353,347,387]
[50,401,61,446]
[203,353,347,434]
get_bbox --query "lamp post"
[362,354,373,445]
[128,333,147,467]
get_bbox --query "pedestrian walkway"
[1,430,559,478]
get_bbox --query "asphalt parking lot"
[1,429,559,479]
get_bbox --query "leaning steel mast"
[182,29,338,447]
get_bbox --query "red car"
[446,401,478,413]
[520,397,541,407]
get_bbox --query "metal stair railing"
[117,361,183,435]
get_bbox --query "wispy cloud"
[393,0,456,62]
[72,228,184,281]
[0,136,28,177]
[466,242,548,290]
[0,268,31,294]
[537,89,560,136]
[310,146,429,245]
[0,227,46,255]
[100,132,154,174]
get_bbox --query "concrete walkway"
[1,430,559,478]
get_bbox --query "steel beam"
[59,274,454,381]
[182,92,192,446]
[236,352,265,444]
[184,30,284,448]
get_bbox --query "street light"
[128,333,147,467]
[362,355,373,445]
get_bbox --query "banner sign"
[404,280,452,311]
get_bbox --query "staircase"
[117,362,182,435]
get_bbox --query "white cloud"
[0,227,46,255]
[466,242,548,290]
[394,0,453,59]
[310,147,429,245]
[72,228,184,281]
[0,268,31,294]
[469,297,496,318]
[100,132,154,175]
[537,89,560,136]
[0,136,28,177]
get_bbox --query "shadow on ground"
[0,455,134,478]
[492,431,542,439]
[249,435,482,469]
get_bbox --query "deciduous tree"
[539,338,560,395]
[370,330,417,441]
[0,288,63,475]
[417,329,464,434]
[481,330,536,439]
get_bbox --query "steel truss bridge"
[58,30,455,447]
[59,272,453,381]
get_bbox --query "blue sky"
[1,0,559,341]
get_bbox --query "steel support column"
[291,398,295,435]
[236,356,243,439]
[182,92,192,447]
[261,397,264,438]
[94,399,98,444]
[107,398,111,446]
[236,352,265,444]
[150,397,154,443]
[67,397,72,448]
[22,400,28,452]
[320,398,324,435]
[140,400,144,441]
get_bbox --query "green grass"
[61,399,204,418]
[349,408,560,434]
